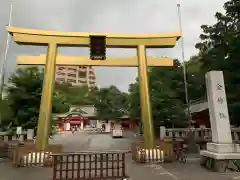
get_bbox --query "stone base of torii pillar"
[200,71,240,172]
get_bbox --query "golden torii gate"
[8,26,181,151]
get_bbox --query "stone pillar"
[27,129,34,140]
[12,136,17,141]
[105,122,111,132]
[19,134,24,142]
[206,71,232,144]
[200,71,240,171]
[3,135,8,142]
[159,126,166,140]
[96,120,101,129]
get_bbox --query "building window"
[56,78,65,82]
[78,71,87,78]
[89,71,94,75]
[67,79,76,83]
[68,68,77,72]
[78,80,87,84]
[89,76,95,80]
[68,73,76,77]
[79,66,87,69]
[57,72,65,76]
[58,67,65,70]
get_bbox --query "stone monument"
[200,71,240,172]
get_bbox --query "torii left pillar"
[36,43,57,150]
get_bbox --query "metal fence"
[52,151,129,180]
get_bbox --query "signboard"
[90,35,106,60]
[16,126,22,135]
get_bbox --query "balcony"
[57,66,65,70]
[56,78,65,82]
[56,70,65,75]
[68,68,77,72]
[89,70,95,75]
[78,80,87,84]
[67,73,77,78]
[89,75,96,79]
[67,79,76,84]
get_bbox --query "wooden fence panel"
[52,151,129,180]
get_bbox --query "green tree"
[148,61,188,128]
[55,82,96,106]
[195,0,240,125]
[52,90,69,113]
[185,55,206,101]
[3,67,70,131]
[0,99,13,130]
[128,59,200,130]
[95,86,129,120]
[128,82,140,119]
[5,67,44,130]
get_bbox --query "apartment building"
[55,66,96,87]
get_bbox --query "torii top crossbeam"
[7,26,181,48]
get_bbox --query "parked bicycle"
[174,145,187,164]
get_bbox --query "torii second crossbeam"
[17,54,174,67]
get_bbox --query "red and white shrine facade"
[55,105,96,131]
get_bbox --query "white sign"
[65,123,71,131]
[27,129,34,139]
[206,71,232,144]
[16,126,22,135]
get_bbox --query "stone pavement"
[1,131,240,180]
[161,160,240,180]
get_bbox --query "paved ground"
[1,131,240,180]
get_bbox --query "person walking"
[71,127,75,135]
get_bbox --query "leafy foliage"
[128,61,189,129]
[94,86,129,120]
[55,82,97,106]
[1,67,97,131]
[195,0,240,125]
[4,67,44,130]
[0,99,13,130]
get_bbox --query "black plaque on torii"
[89,35,106,60]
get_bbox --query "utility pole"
[0,2,13,129]
[177,4,197,153]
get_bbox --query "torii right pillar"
[137,45,155,148]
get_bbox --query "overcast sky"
[0,0,226,92]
